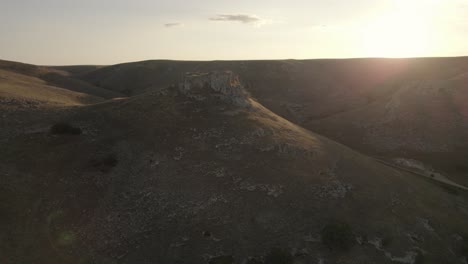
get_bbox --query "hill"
[71,57,468,185]
[0,60,124,102]
[0,68,105,107]
[1,70,468,263]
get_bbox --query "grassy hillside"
[1,71,468,263]
[0,60,124,100]
[0,69,103,107]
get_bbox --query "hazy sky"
[1,0,467,65]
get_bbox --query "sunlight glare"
[360,0,441,57]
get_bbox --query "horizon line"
[2,54,468,67]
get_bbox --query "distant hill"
[0,68,103,107]
[0,60,124,103]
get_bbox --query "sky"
[1,0,467,65]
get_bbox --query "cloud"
[164,23,184,28]
[209,14,268,26]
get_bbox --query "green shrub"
[321,221,354,251]
[264,247,293,264]
[50,122,82,135]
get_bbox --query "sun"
[361,14,430,57]
[360,1,439,57]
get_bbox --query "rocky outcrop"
[179,71,250,107]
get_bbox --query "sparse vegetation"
[50,122,82,135]
[264,247,293,264]
[90,154,118,172]
[321,222,354,251]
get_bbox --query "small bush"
[381,236,393,248]
[264,247,293,264]
[101,155,118,167]
[455,164,468,173]
[321,221,354,251]
[209,255,233,264]
[246,257,264,264]
[461,235,468,259]
[90,154,118,172]
[360,234,368,244]
[50,122,82,135]
[414,250,425,264]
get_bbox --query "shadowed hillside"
[72,57,468,185]
[2,70,468,263]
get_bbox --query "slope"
[75,57,468,186]
[0,68,103,107]
[0,59,124,100]
[1,71,467,264]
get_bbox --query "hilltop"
[65,57,468,186]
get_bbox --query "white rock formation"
[179,71,250,107]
